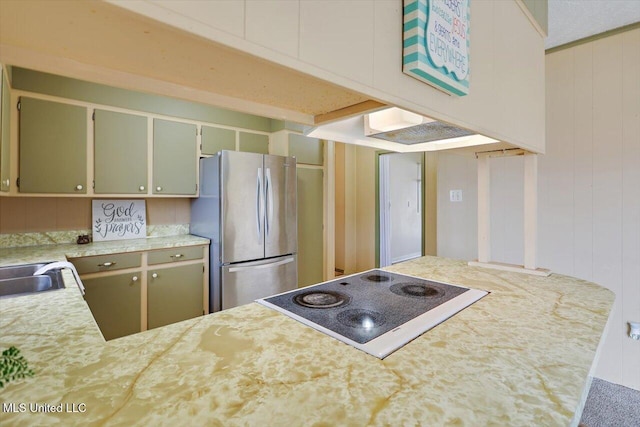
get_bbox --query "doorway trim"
[376,151,427,267]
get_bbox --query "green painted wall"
[270,120,310,133]
[11,67,279,132]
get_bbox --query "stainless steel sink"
[0,263,51,280]
[0,262,65,298]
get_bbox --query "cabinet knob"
[171,254,183,259]
[75,184,83,191]
[132,276,138,282]
[156,186,162,192]
[152,273,158,279]
[2,179,8,187]
[139,185,145,191]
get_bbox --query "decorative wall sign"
[92,200,147,242]
[403,0,470,96]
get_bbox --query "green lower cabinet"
[147,263,204,330]
[83,272,142,340]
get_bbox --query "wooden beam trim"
[314,100,387,126]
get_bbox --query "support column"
[469,149,549,277]
[523,153,538,270]
[477,154,491,263]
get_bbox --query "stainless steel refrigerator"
[190,150,297,312]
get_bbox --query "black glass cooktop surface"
[261,269,469,344]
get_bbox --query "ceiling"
[545,0,640,49]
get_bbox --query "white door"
[380,152,423,266]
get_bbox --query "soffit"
[0,0,371,123]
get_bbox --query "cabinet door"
[18,97,87,193]
[147,263,204,329]
[201,125,235,155]
[0,70,10,191]
[289,133,323,165]
[153,119,197,195]
[297,168,324,287]
[239,131,269,154]
[94,110,148,194]
[83,272,142,340]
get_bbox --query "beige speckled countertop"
[0,242,614,426]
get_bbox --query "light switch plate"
[450,189,463,202]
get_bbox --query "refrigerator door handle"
[265,167,273,237]
[228,257,295,273]
[256,168,263,241]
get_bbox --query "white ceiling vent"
[307,107,501,153]
[365,108,475,145]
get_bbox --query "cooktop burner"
[390,282,445,299]
[360,273,393,283]
[338,308,386,330]
[257,269,488,358]
[294,291,350,309]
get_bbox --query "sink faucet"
[34,261,85,295]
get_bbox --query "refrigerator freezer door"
[264,154,297,259]
[221,255,297,310]
[221,151,265,263]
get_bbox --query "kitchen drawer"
[147,245,204,265]
[70,252,142,275]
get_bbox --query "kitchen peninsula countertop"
[0,250,614,426]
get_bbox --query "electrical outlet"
[449,189,463,202]
[630,322,640,340]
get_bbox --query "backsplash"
[0,197,191,248]
[0,224,190,248]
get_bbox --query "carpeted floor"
[580,378,640,427]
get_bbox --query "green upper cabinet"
[288,133,323,165]
[94,110,148,194]
[201,125,235,155]
[239,131,269,154]
[18,97,87,193]
[153,118,197,195]
[0,69,10,192]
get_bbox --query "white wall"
[541,29,640,390]
[436,152,477,261]
[109,0,546,153]
[489,156,525,266]
[437,28,640,390]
